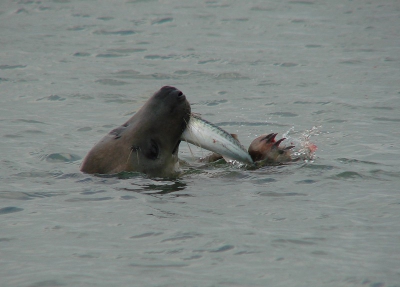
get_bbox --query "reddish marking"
[307,143,318,152]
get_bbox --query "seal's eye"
[145,139,159,160]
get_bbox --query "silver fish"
[181,114,254,165]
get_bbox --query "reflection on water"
[124,180,187,195]
[141,180,187,194]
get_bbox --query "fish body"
[181,114,254,165]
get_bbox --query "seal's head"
[248,133,294,164]
[81,86,191,178]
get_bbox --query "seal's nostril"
[175,90,185,102]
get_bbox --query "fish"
[181,114,254,165]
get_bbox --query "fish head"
[248,133,294,164]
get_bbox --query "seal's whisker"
[126,149,133,165]
[135,148,140,165]
[186,140,196,160]
[126,147,133,164]
[127,145,140,166]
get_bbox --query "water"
[1,0,400,286]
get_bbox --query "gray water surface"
[1,0,400,286]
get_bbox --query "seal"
[80,86,191,177]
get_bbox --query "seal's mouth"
[172,140,181,155]
[171,110,190,156]
[171,112,189,155]
[158,86,190,156]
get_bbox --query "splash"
[282,126,319,162]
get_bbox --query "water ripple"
[130,232,163,239]
[129,262,188,268]
[0,206,24,214]
[209,245,235,253]
[336,158,379,165]
[45,153,81,163]
[161,232,203,242]
[0,64,26,69]
[334,171,364,179]
[95,79,129,86]
[373,117,400,122]
[65,197,114,202]
[151,17,173,25]
[93,29,136,35]
[258,191,307,197]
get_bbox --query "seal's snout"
[177,90,184,99]
[171,89,186,102]
[160,86,186,102]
